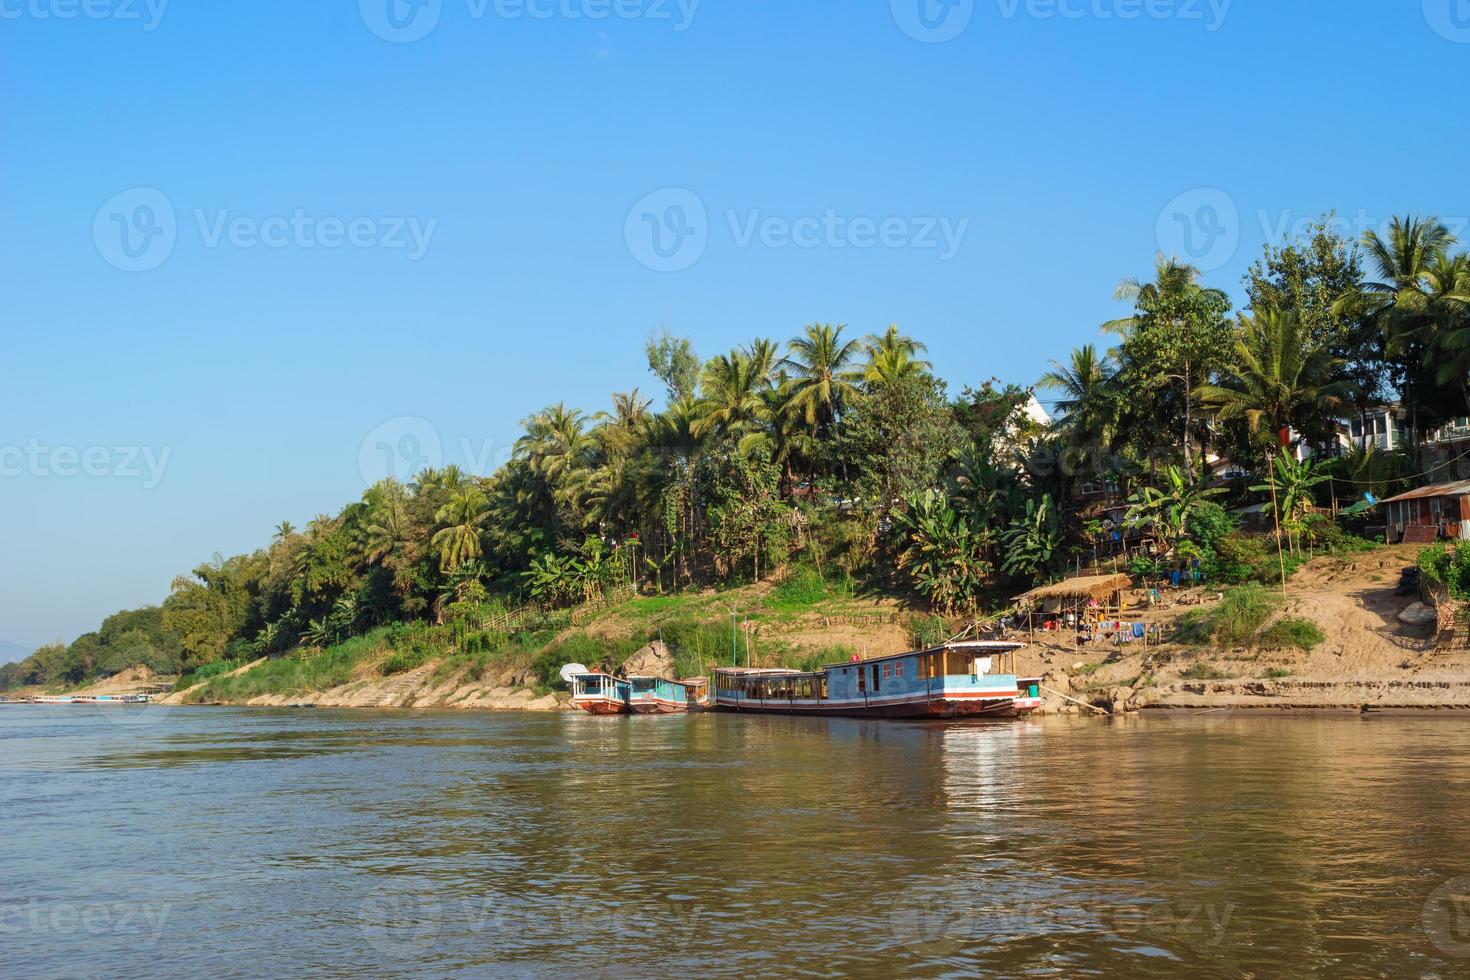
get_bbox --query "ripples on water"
[3,707,1470,977]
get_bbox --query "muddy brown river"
[3,707,1469,977]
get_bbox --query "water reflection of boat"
[714,642,1042,719]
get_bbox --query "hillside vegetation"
[8,213,1470,696]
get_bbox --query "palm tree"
[431,487,489,573]
[862,325,931,385]
[273,521,296,545]
[694,350,766,439]
[1196,309,1355,459]
[1356,215,1470,418]
[1103,256,1232,478]
[782,323,864,432]
[360,479,409,566]
[1038,344,1118,448]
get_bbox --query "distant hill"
[0,640,34,664]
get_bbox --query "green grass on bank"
[1174,584,1325,652]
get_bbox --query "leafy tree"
[1105,257,1234,478]
[1000,494,1068,580]
[645,329,701,402]
[890,490,992,615]
[1124,465,1227,555]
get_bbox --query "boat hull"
[714,694,1025,719]
[574,698,629,716]
[628,698,689,715]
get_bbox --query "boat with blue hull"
[714,641,1041,719]
[568,671,705,715]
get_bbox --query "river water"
[4,706,1470,977]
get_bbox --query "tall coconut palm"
[1357,216,1470,418]
[694,350,767,439]
[431,487,489,573]
[1038,344,1118,448]
[360,479,409,566]
[1196,309,1356,458]
[862,325,931,385]
[782,323,864,432]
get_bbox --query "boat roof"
[715,641,1024,676]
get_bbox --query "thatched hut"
[1013,573,1132,632]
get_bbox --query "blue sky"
[3,0,1468,646]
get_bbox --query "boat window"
[894,661,905,678]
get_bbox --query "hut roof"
[1013,573,1132,605]
[1379,481,1470,505]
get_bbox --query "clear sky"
[3,1,1468,646]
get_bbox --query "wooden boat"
[627,676,699,714]
[568,672,633,715]
[714,641,1042,719]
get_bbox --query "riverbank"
[31,546,1470,715]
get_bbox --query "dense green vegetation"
[6,212,1465,692]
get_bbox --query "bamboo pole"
[1042,685,1112,715]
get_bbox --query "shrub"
[910,615,950,649]
[1259,617,1325,651]
[771,563,829,609]
[1420,543,1470,598]
[783,646,853,672]
[1186,501,1237,554]
[1181,662,1232,680]
[1209,584,1279,647]
[1265,667,1293,679]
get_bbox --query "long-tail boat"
[713,641,1042,719]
